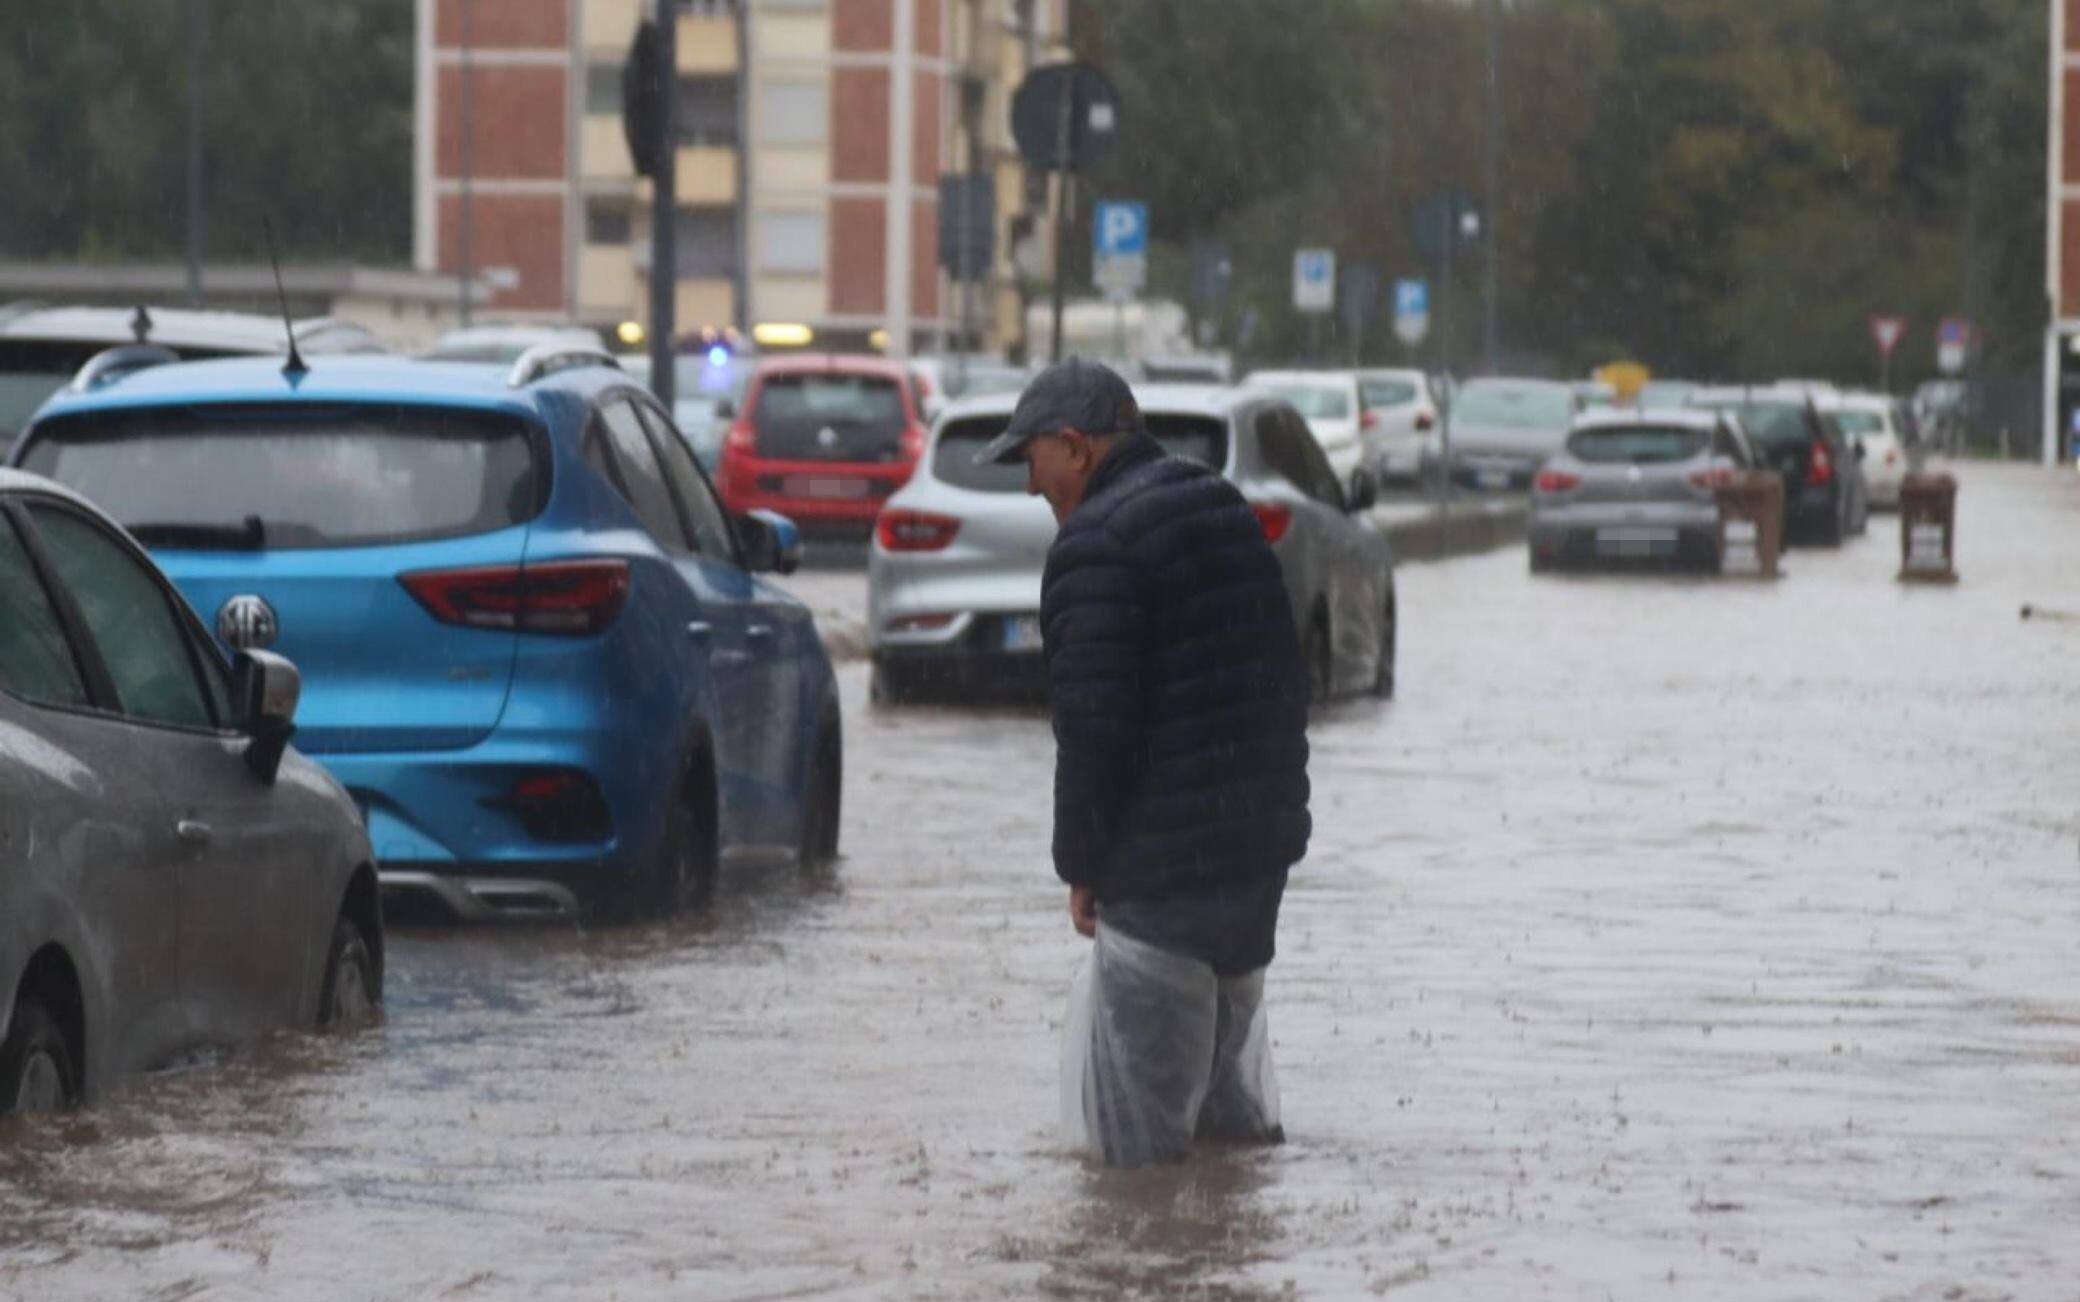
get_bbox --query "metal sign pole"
[1049,77,1074,363]
[1436,223,1456,528]
[647,0,678,410]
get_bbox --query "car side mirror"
[736,508,802,575]
[233,649,300,784]
[1347,467,1379,513]
[713,398,735,421]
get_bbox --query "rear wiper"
[127,514,267,550]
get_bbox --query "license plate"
[784,475,869,500]
[1002,614,1043,651]
[1476,469,1511,490]
[1596,526,1677,556]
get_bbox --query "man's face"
[1022,429,1100,523]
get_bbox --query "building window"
[586,197,633,246]
[760,80,826,146]
[676,75,739,147]
[586,63,621,116]
[676,207,739,279]
[759,211,825,275]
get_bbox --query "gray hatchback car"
[869,385,1397,703]
[0,469,381,1115]
[1527,408,1758,571]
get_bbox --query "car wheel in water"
[318,916,380,1030]
[1305,614,1333,705]
[1371,597,1396,699]
[869,657,908,707]
[643,766,717,918]
[0,996,78,1116]
[799,714,842,869]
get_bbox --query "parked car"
[908,355,1029,421]
[1821,391,1910,509]
[618,350,756,471]
[1571,378,1620,411]
[1687,386,1870,544]
[1239,370,1370,493]
[14,344,840,922]
[0,468,381,1114]
[1635,379,1697,410]
[1527,409,1759,572]
[869,385,1396,705]
[1445,377,1581,490]
[717,354,932,536]
[1354,368,1441,484]
[421,324,607,365]
[0,304,382,455]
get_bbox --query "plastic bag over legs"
[1061,922,1281,1167]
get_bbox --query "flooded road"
[4,463,2077,1300]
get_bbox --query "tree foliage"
[0,0,412,266]
[1091,0,2047,384]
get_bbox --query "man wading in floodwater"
[979,358,1312,1167]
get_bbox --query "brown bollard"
[1715,471,1784,579]
[1898,473,1958,584]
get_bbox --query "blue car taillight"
[399,559,631,636]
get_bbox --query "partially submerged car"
[1,468,381,1115]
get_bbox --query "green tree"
[0,0,412,266]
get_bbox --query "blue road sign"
[1094,202,1148,258]
[1395,280,1429,319]
[1294,248,1336,313]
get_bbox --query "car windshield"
[1567,425,1709,464]
[753,373,904,434]
[1359,377,1420,407]
[1691,398,1812,447]
[1832,410,1886,436]
[932,414,1228,493]
[1455,383,1573,427]
[0,339,247,447]
[18,405,541,549]
[1256,383,1350,420]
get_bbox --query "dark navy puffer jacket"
[1041,432,1311,902]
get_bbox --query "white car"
[1821,391,1911,509]
[0,304,381,453]
[1240,370,1368,490]
[868,384,1397,704]
[1355,368,1441,483]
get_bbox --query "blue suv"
[13,345,841,920]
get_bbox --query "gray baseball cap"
[975,357,1146,465]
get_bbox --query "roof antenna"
[262,219,308,377]
[130,305,153,343]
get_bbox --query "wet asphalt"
[2,462,2077,1300]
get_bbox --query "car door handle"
[686,621,713,646]
[746,624,775,643]
[176,819,214,847]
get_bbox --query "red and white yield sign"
[1869,314,1907,358]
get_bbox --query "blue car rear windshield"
[932,414,1228,493]
[18,404,542,550]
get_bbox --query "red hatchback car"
[717,354,931,531]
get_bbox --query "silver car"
[868,385,1398,704]
[1448,377,1583,491]
[0,469,381,1114]
[1527,408,1758,572]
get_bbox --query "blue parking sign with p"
[1395,280,1428,318]
[1095,202,1148,257]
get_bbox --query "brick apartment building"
[413,0,1065,357]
